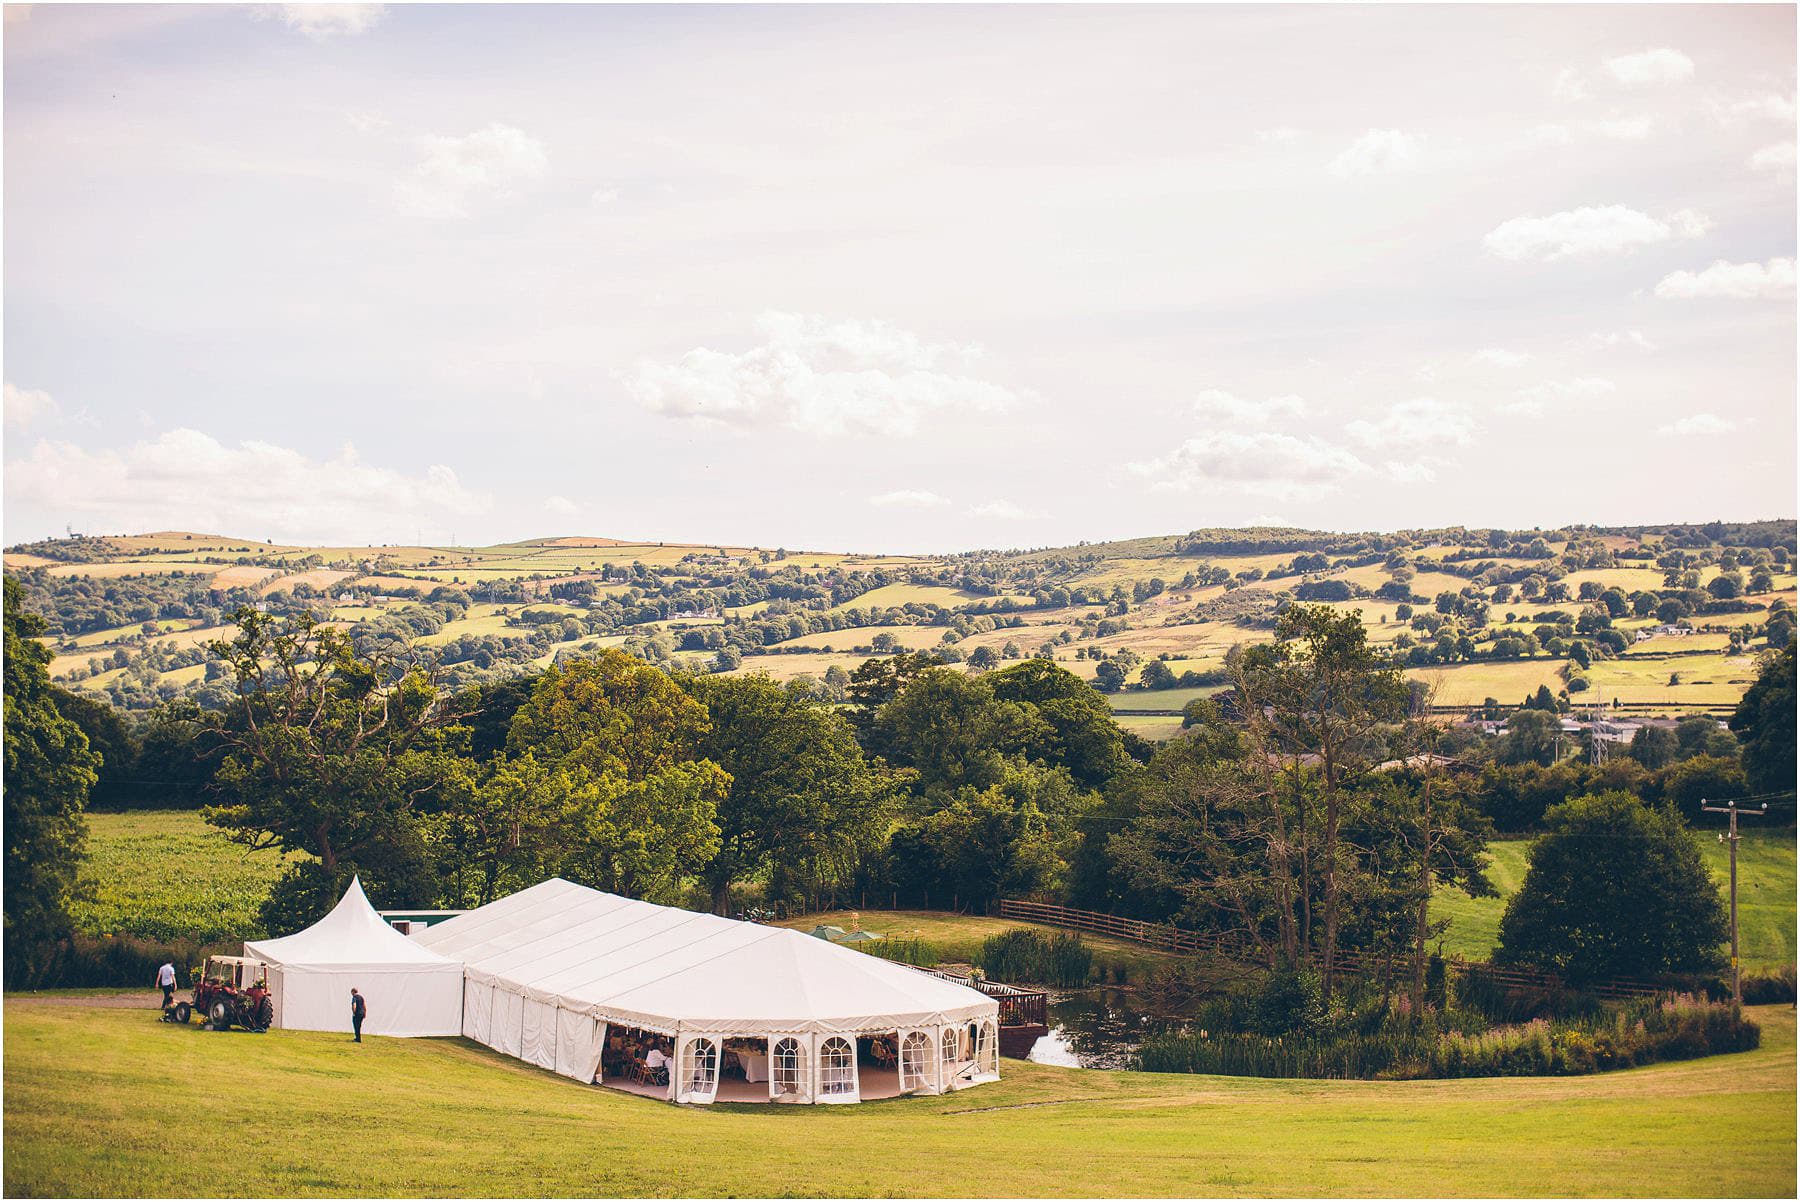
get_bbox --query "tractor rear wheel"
[209,1000,231,1030]
[251,997,273,1031]
[172,1002,191,1024]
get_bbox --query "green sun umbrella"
[808,925,848,941]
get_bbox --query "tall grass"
[976,928,1094,988]
[860,937,937,966]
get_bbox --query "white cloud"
[5,382,59,430]
[627,312,1026,438]
[869,489,950,509]
[1586,116,1654,141]
[968,500,1030,520]
[393,123,548,219]
[1382,460,1438,485]
[265,4,385,39]
[4,430,490,543]
[1130,430,1369,501]
[1189,388,1308,425]
[1751,142,1796,172]
[1657,413,1741,436]
[1345,397,1476,450]
[590,187,621,206]
[1576,330,1657,353]
[1653,258,1796,300]
[1483,205,1709,262]
[1329,129,1423,178]
[1256,126,1304,146]
[345,110,390,135]
[544,495,578,516]
[1552,67,1589,103]
[1504,377,1617,416]
[1604,48,1695,87]
[1472,348,1532,368]
[1711,94,1797,127]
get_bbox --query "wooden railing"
[924,968,1049,1027]
[999,899,1694,1000]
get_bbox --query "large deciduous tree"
[682,674,901,913]
[502,651,725,903]
[4,578,101,983]
[1496,791,1727,983]
[204,608,457,930]
[1730,646,1794,795]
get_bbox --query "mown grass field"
[1429,831,1796,970]
[2,999,1791,1197]
[71,811,302,942]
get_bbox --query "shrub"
[861,937,937,967]
[1251,966,1325,1035]
[1742,966,1797,1005]
[11,934,238,990]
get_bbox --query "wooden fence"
[999,899,1687,1000]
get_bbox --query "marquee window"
[976,1020,998,1075]
[819,1036,855,1095]
[681,1037,719,1097]
[899,1031,933,1093]
[772,1037,804,1096]
[941,1027,959,1066]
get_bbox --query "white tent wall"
[492,987,525,1059]
[521,998,558,1070]
[464,979,494,1043]
[262,962,465,1037]
[555,1011,604,1084]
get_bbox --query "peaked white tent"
[414,878,1001,1104]
[244,877,464,1037]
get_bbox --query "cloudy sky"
[4,3,1794,551]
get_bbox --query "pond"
[1024,988,1195,1070]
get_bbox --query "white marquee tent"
[413,878,1001,1104]
[244,877,464,1037]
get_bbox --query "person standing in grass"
[156,961,176,1010]
[350,987,367,1042]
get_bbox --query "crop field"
[1404,659,1570,706]
[70,811,304,943]
[3,1000,1792,1197]
[1584,652,1760,706]
[827,582,987,614]
[1114,713,1187,741]
[776,623,951,651]
[1429,832,1796,970]
[1107,686,1224,713]
[43,562,213,579]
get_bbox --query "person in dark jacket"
[350,988,367,1042]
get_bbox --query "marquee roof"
[246,877,460,972]
[413,878,997,1036]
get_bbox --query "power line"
[1700,796,1768,1006]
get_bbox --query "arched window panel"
[818,1035,856,1100]
[899,1030,935,1094]
[772,1036,806,1100]
[680,1037,720,1103]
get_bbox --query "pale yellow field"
[827,583,987,614]
[1404,658,1570,706]
[4,553,58,568]
[260,569,352,595]
[209,565,282,589]
[775,624,952,651]
[43,562,212,579]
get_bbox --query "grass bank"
[3,997,1791,1197]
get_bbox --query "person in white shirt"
[644,1045,669,1071]
[156,962,177,1009]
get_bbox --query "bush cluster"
[11,934,239,990]
[974,928,1094,988]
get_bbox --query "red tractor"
[168,955,273,1032]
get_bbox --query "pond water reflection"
[1025,988,1195,1070]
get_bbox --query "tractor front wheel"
[209,1000,231,1031]
[172,1001,191,1024]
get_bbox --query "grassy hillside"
[13,523,1794,718]
[3,999,1791,1197]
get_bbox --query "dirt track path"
[5,991,162,1009]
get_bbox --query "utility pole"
[1700,797,1768,1005]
